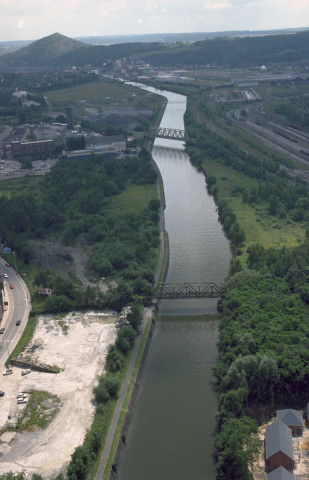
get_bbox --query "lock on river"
[116,86,231,480]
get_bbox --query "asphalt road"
[0,260,31,367]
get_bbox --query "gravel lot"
[0,311,117,478]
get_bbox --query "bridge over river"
[152,281,225,299]
[148,126,187,141]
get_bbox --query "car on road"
[0,391,4,397]
[0,327,5,334]
[10,284,14,289]
[3,273,8,278]
[21,369,31,376]
[16,320,21,326]
[5,263,10,267]
[3,369,13,376]
[17,398,27,404]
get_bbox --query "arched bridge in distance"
[151,282,225,300]
[148,127,187,141]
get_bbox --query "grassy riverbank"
[201,157,304,252]
[181,81,309,479]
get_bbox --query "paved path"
[95,176,166,480]
[94,307,153,480]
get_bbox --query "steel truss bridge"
[152,282,225,300]
[148,127,187,141]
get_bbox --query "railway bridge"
[148,127,187,141]
[151,282,225,300]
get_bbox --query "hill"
[0,30,308,68]
[0,32,87,67]
[144,29,309,67]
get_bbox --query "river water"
[116,87,231,479]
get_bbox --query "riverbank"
[181,83,309,479]
[115,85,230,480]
[93,92,170,480]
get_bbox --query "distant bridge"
[152,282,225,299]
[148,127,187,141]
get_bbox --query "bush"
[106,344,125,373]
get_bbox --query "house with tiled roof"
[265,420,294,471]
[277,409,303,435]
[267,466,295,480]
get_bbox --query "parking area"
[0,311,117,478]
[0,158,57,180]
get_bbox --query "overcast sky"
[0,0,308,42]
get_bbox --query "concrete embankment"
[102,97,170,480]
[108,316,156,479]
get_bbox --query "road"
[0,260,31,367]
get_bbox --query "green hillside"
[0,32,87,66]
[0,29,308,68]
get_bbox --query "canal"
[116,87,231,479]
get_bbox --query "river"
[116,86,231,479]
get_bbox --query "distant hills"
[0,33,87,67]
[0,29,308,69]
[75,28,309,45]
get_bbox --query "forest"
[0,148,160,313]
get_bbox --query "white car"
[21,369,31,376]
[17,398,27,404]
[3,274,8,278]
[3,369,13,376]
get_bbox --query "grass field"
[109,182,157,216]
[202,157,304,252]
[46,79,133,102]
[0,176,40,196]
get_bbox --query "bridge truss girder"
[148,127,187,141]
[152,282,225,299]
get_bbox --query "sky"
[0,0,308,42]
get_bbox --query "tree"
[246,244,265,269]
[116,324,136,354]
[106,344,125,373]
[216,416,261,480]
[0,474,26,480]
[67,446,90,480]
[127,301,143,331]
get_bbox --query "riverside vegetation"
[180,82,309,479]
[0,72,166,480]
[1,149,160,313]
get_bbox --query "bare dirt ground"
[0,311,118,479]
[252,418,309,480]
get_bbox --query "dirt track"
[0,311,117,478]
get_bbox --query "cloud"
[203,0,231,10]
[0,0,309,42]
[275,0,309,7]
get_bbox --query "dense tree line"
[0,148,159,311]
[66,302,142,480]
[214,239,309,478]
[185,116,290,181]
[183,93,309,478]
[272,97,309,128]
[184,99,309,231]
